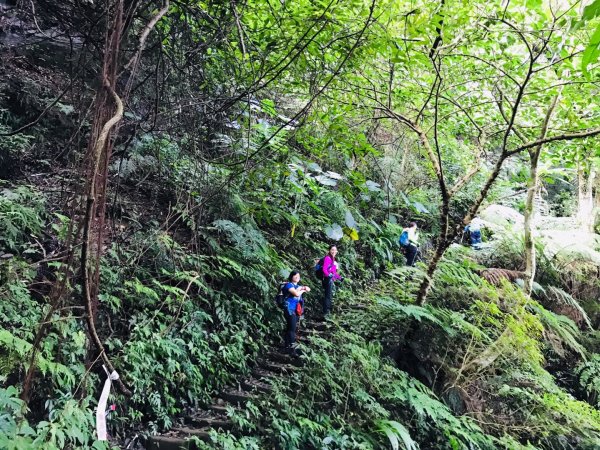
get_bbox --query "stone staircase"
[144,318,336,450]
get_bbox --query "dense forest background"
[1,0,600,449]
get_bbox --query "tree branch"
[123,0,170,74]
[507,127,600,156]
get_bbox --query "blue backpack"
[274,282,289,309]
[314,257,326,279]
[399,230,409,247]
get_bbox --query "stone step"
[303,321,330,331]
[207,404,233,415]
[265,350,296,364]
[258,359,295,374]
[265,350,304,366]
[173,426,211,441]
[346,303,367,310]
[302,328,331,339]
[146,434,193,450]
[219,388,258,405]
[240,378,272,394]
[186,415,232,430]
[251,367,278,380]
[303,326,329,334]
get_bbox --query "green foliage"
[578,0,600,75]
[3,0,600,447]
[375,420,417,450]
[576,354,600,407]
[212,219,269,263]
[0,185,45,251]
[0,110,33,175]
[528,302,588,358]
[253,325,500,450]
[0,387,111,450]
[537,285,592,330]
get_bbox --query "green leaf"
[582,23,600,75]
[583,0,600,21]
[376,420,417,450]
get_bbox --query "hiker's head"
[288,271,301,283]
[409,222,417,229]
[328,245,338,257]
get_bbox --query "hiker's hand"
[303,286,311,293]
[328,273,333,278]
[340,277,345,282]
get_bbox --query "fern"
[375,420,418,450]
[315,191,347,224]
[435,259,484,289]
[538,286,592,330]
[528,303,587,358]
[576,354,600,407]
[212,220,269,263]
[0,186,45,250]
[0,329,75,387]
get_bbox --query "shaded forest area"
[1,0,600,449]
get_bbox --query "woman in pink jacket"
[321,245,342,318]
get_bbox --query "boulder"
[479,204,524,229]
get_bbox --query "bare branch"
[507,127,600,156]
[123,0,170,74]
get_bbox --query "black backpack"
[274,282,289,309]
[314,257,326,279]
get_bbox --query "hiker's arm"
[288,286,309,297]
[322,256,333,277]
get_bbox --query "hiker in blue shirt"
[465,217,484,247]
[283,271,310,355]
[400,222,419,266]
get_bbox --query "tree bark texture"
[577,161,596,232]
[523,91,560,296]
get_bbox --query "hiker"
[465,217,484,246]
[400,222,419,267]
[319,245,342,318]
[282,271,310,355]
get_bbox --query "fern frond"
[539,286,592,330]
[374,297,440,323]
[435,259,483,289]
[529,303,587,358]
[375,420,418,450]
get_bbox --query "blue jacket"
[284,282,304,315]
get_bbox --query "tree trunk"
[523,150,540,296]
[523,91,560,296]
[577,161,596,232]
[416,239,449,305]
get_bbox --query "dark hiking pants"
[406,244,418,266]
[283,310,298,348]
[322,277,334,315]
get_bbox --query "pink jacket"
[322,255,341,280]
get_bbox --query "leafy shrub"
[576,354,600,407]
[0,386,110,450]
[0,185,45,251]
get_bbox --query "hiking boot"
[286,344,302,357]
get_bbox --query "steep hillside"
[1,1,600,450]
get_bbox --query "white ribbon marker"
[96,365,119,441]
